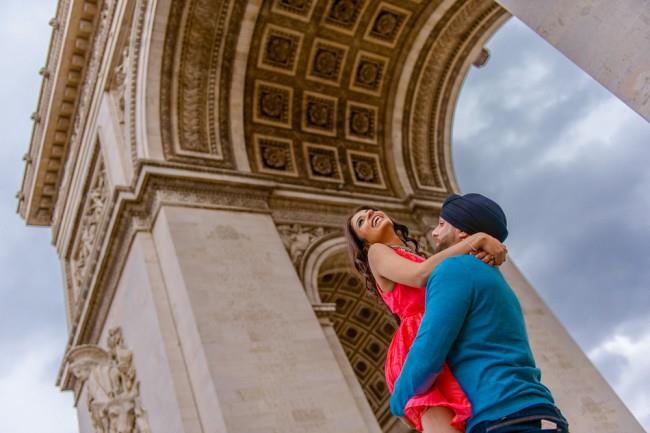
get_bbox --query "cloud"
[0,333,77,433]
[589,318,650,428]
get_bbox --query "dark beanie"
[440,193,508,242]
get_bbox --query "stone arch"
[145,0,247,168]
[137,0,176,161]
[311,246,403,432]
[389,0,509,197]
[395,0,510,197]
[152,0,510,201]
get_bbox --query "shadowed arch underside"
[317,251,399,430]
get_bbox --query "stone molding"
[159,0,242,167]
[277,223,340,277]
[21,0,507,227]
[20,0,116,226]
[67,150,111,323]
[402,0,508,194]
[66,327,152,433]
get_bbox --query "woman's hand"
[469,234,507,266]
[471,250,497,266]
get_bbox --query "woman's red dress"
[378,247,472,432]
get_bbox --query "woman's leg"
[420,406,463,433]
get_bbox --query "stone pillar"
[494,0,650,122]
[149,205,374,433]
[501,261,646,433]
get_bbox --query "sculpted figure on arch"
[345,193,569,433]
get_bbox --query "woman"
[344,206,507,433]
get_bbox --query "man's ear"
[457,230,469,240]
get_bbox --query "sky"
[453,19,650,431]
[0,1,648,433]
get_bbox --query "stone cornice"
[18,0,104,226]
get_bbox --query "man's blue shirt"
[389,255,554,431]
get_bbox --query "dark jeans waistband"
[470,404,569,433]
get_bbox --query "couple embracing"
[345,193,569,433]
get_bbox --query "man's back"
[390,255,554,431]
[446,255,554,429]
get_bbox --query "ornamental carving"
[346,102,377,144]
[365,3,411,47]
[303,143,343,182]
[302,92,337,136]
[308,39,348,84]
[254,135,298,176]
[70,157,109,307]
[67,327,151,433]
[272,0,317,20]
[112,45,130,126]
[259,25,303,74]
[277,224,336,270]
[160,0,242,165]
[347,151,385,188]
[324,0,367,33]
[405,0,507,191]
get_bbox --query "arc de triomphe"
[18,0,648,432]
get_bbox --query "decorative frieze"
[277,224,337,270]
[69,155,109,312]
[67,327,151,433]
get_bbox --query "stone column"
[501,261,646,433]
[495,0,650,122]
[150,204,374,433]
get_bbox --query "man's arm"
[389,257,474,416]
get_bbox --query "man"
[389,193,569,433]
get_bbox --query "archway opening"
[317,251,403,431]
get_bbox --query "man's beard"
[434,237,454,253]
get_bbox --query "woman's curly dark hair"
[344,206,423,324]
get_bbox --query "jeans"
[469,404,569,433]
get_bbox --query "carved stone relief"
[277,223,337,270]
[112,45,130,128]
[160,0,241,167]
[69,154,110,315]
[404,0,507,193]
[67,327,151,433]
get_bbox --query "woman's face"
[351,208,395,245]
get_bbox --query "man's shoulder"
[433,255,496,282]
[432,255,476,279]
[438,254,480,270]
